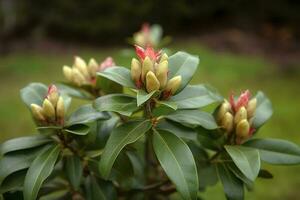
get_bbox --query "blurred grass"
[0,42,299,199]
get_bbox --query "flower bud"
[74,56,90,79]
[247,98,257,118]
[88,58,98,76]
[131,58,142,83]
[160,53,168,63]
[165,76,182,95]
[72,68,86,86]
[217,101,231,122]
[156,60,168,89]
[236,119,250,138]
[221,112,234,133]
[56,96,64,119]
[30,104,45,121]
[234,106,247,124]
[63,66,73,82]
[47,87,59,107]
[142,56,154,81]
[146,71,160,93]
[42,99,55,119]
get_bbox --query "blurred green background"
[0,0,300,199]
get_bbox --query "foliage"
[0,43,300,200]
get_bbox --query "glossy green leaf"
[56,83,93,100]
[97,66,136,88]
[227,163,254,190]
[24,144,61,200]
[168,52,199,93]
[225,146,260,181]
[84,176,116,200]
[66,104,109,126]
[65,155,82,190]
[0,170,26,193]
[243,138,300,165]
[169,84,223,109]
[39,189,69,200]
[136,90,157,106]
[253,91,273,128]
[216,163,244,200]
[94,94,138,116]
[153,130,198,200]
[63,124,90,135]
[165,110,218,129]
[20,83,48,107]
[99,120,152,178]
[0,135,52,155]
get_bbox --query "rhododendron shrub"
[1,44,300,200]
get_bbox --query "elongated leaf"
[216,163,244,200]
[0,135,52,155]
[56,83,93,100]
[165,110,218,129]
[169,84,223,109]
[153,130,198,200]
[24,144,60,200]
[227,163,254,190]
[99,120,152,178]
[64,124,90,135]
[20,83,48,107]
[39,189,69,200]
[97,67,136,88]
[253,91,273,128]
[66,104,109,126]
[243,138,300,165]
[225,146,260,181]
[136,90,157,106]
[65,155,82,190]
[157,100,178,110]
[0,170,26,193]
[168,52,199,93]
[94,94,138,116]
[84,176,116,200]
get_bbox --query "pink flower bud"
[230,90,251,112]
[99,57,116,71]
[135,45,161,62]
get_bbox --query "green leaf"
[39,189,69,200]
[156,120,197,141]
[56,83,93,100]
[157,100,178,110]
[94,94,138,116]
[23,144,61,200]
[258,169,273,179]
[84,176,116,200]
[20,83,48,108]
[225,146,260,181]
[0,147,48,185]
[253,91,273,128]
[0,170,26,193]
[63,124,90,135]
[66,104,109,126]
[0,135,52,155]
[216,163,244,200]
[153,130,198,200]
[165,110,218,129]
[243,138,300,165]
[169,84,223,109]
[98,75,123,95]
[168,52,199,93]
[227,163,254,190]
[99,120,152,178]
[65,155,82,190]
[97,66,136,88]
[136,90,157,106]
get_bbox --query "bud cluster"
[63,56,115,87]
[133,23,153,48]
[131,45,182,99]
[217,90,257,143]
[30,85,65,125]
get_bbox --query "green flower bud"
[42,99,55,119]
[142,56,154,82]
[160,53,168,63]
[165,76,182,95]
[156,60,168,89]
[131,58,142,83]
[72,68,86,86]
[146,71,160,93]
[236,119,250,138]
[30,104,45,121]
[221,112,234,133]
[56,96,64,119]
[74,56,90,79]
[217,100,231,122]
[88,58,98,77]
[234,106,247,124]
[63,66,73,82]
[247,98,257,118]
